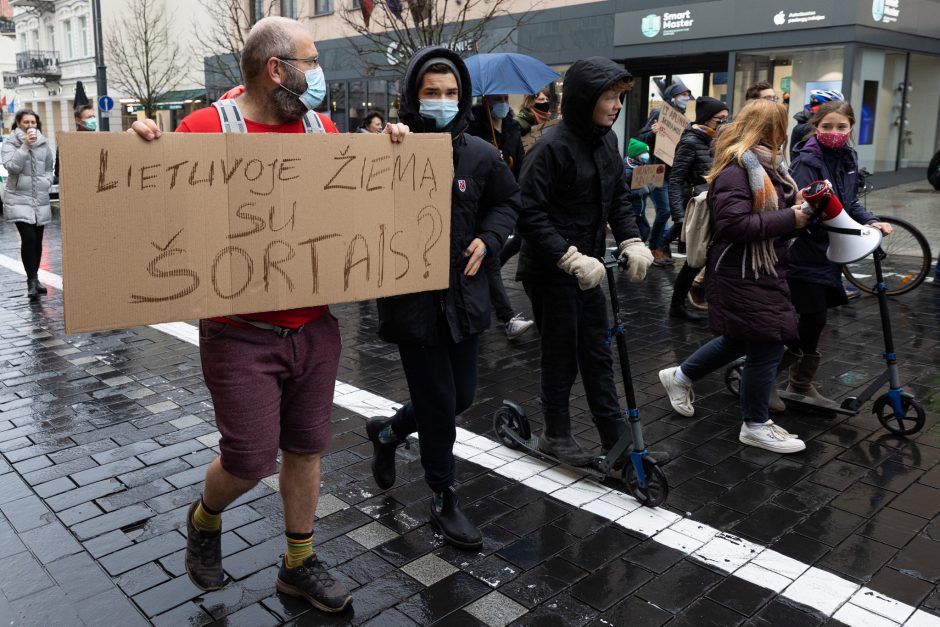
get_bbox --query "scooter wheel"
[724,363,743,397]
[623,457,669,508]
[493,405,530,450]
[874,393,925,436]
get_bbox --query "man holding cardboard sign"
[127,17,407,614]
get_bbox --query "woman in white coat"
[2,109,54,300]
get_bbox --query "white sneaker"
[659,367,694,416]
[505,314,535,340]
[739,421,806,453]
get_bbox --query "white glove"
[618,238,654,282]
[557,246,605,290]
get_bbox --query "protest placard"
[652,105,690,166]
[630,164,666,189]
[58,132,453,333]
[521,117,559,152]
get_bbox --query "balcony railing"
[3,74,17,90]
[9,0,55,13]
[16,50,60,80]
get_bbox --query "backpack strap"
[301,111,326,134]
[212,100,248,133]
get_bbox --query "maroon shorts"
[199,313,341,480]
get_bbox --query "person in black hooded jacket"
[517,57,654,466]
[366,46,520,551]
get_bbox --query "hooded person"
[366,46,521,550]
[635,78,692,266]
[516,57,654,466]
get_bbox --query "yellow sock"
[192,499,221,532]
[285,533,314,568]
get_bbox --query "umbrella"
[464,53,559,97]
[73,81,89,109]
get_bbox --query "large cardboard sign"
[58,133,453,334]
[652,105,690,166]
[630,164,666,189]
[521,118,559,153]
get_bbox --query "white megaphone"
[800,180,882,264]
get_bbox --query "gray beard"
[271,74,310,122]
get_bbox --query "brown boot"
[768,349,802,412]
[786,351,834,402]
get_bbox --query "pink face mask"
[817,131,850,150]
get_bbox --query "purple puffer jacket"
[704,162,800,343]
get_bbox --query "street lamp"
[91,0,108,130]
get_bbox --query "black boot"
[36,283,47,295]
[26,279,39,301]
[366,416,400,490]
[538,433,594,466]
[429,487,482,550]
[669,303,705,321]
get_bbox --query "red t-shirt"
[177,105,339,329]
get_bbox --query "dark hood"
[399,46,473,136]
[793,109,811,123]
[560,57,632,139]
[663,79,691,101]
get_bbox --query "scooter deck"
[778,390,857,416]
[500,431,625,482]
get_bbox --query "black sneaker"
[276,555,352,613]
[184,500,224,591]
[366,416,400,490]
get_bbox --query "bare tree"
[193,0,276,96]
[340,0,532,76]
[106,0,190,119]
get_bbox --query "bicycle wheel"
[842,216,931,296]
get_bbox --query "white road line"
[2,254,936,627]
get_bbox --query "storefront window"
[904,53,940,168]
[328,81,347,132]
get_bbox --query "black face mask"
[533,101,551,113]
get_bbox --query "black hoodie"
[516,56,640,282]
[377,46,521,345]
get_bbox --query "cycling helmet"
[809,89,844,106]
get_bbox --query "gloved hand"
[618,238,654,282]
[557,246,605,290]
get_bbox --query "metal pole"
[91,0,109,131]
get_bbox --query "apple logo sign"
[774,11,786,25]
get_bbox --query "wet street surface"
[0,181,938,626]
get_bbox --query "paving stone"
[464,590,529,627]
[46,478,124,512]
[95,478,175,513]
[132,574,203,617]
[115,561,171,596]
[8,587,84,626]
[165,463,210,488]
[136,438,206,465]
[71,503,155,541]
[75,587,150,626]
[149,601,214,627]
[199,565,280,620]
[400,552,459,587]
[0,494,54,532]
[70,456,145,486]
[46,551,115,601]
[117,457,192,489]
[0,550,55,601]
[20,521,84,564]
[90,439,161,465]
[98,530,187,576]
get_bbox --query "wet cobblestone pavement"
[0,181,938,626]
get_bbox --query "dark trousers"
[15,222,44,279]
[681,335,785,424]
[499,231,521,266]
[391,331,479,492]
[484,254,514,323]
[523,280,620,434]
[671,261,702,308]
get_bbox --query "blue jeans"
[632,193,651,242]
[680,335,785,424]
[647,184,671,250]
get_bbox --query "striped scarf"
[739,146,798,277]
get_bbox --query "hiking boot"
[651,249,673,267]
[276,555,352,613]
[537,433,594,466]
[739,421,806,453]
[366,416,399,490]
[429,488,483,550]
[659,367,694,417]
[505,314,535,340]
[184,500,224,591]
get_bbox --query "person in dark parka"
[666,96,728,321]
[366,46,520,550]
[517,57,654,466]
[658,100,809,454]
[782,100,891,407]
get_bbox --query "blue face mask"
[280,61,326,110]
[83,118,97,131]
[638,153,650,164]
[490,102,510,119]
[419,99,460,130]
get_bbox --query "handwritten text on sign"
[630,164,666,190]
[58,132,453,333]
[652,105,690,167]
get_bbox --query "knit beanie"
[627,138,650,159]
[694,97,728,125]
